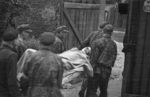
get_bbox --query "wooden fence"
[122,0,150,97]
[60,0,101,49]
[60,0,127,49]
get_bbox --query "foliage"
[4,0,29,28]
[0,0,29,44]
[0,0,29,36]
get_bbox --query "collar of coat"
[1,44,16,52]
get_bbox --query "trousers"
[85,72,111,97]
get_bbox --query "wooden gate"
[122,0,150,97]
[60,0,103,49]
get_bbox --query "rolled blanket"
[17,48,93,87]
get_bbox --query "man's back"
[90,37,117,69]
[25,50,63,97]
[0,45,21,97]
[26,50,62,85]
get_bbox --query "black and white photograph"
[0,0,149,97]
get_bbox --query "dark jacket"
[0,44,22,97]
[51,36,66,54]
[90,36,117,75]
[15,39,27,60]
[23,48,64,97]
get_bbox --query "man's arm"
[6,53,22,97]
[79,32,93,50]
[56,41,66,54]
[108,42,117,67]
[20,57,32,96]
[57,58,64,88]
[90,40,101,68]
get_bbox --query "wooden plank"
[140,11,150,95]
[72,0,78,47]
[81,0,87,42]
[62,8,68,49]
[121,0,133,96]
[68,0,75,49]
[74,0,81,47]
[84,10,89,38]
[127,0,140,94]
[82,0,88,40]
[75,0,81,47]
[82,9,87,40]
[63,8,82,44]
[121,53,132,96]
[78,5,84,44]
[70,0,77,48]
[60,0,64,25]
[88,8,94,36]
[123,94,149,97]
[90,0,94,35]
[65,10,71,49]
[64,2,100,9]
[93,10,99,31]
[132,0,147,94]
[85,2,92,38]
[65,20,69,49]
[62,0,70,49]
[148,70,150,96]
[98,0,106,29]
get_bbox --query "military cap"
[103,24,114,34]
[2,27,18,42]
[54,25,67,34]
[40,32,55,46]
[99,22,110,29]
[17,24,31,33]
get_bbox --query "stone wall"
[15,0,60,36]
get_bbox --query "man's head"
[40,32,55,47]
[55,25,69,40]
[103,24,114,35]
[99,22,110,29]
[2,27,18,42]
[2,27,18,46]
[17,24,32,40]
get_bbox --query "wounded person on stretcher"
[17,47,93,91]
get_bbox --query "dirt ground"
[61,78,122,97]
